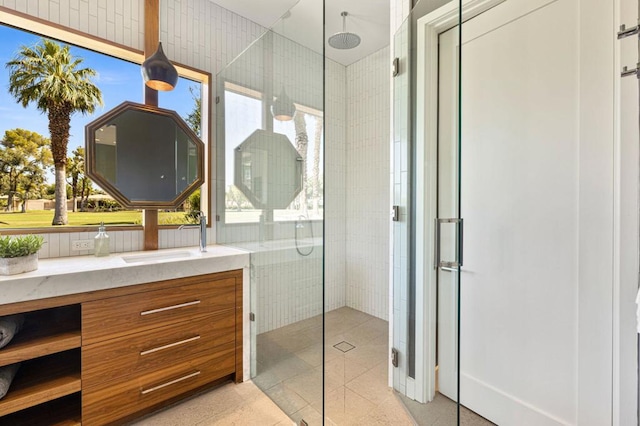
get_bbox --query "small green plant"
[0,235,45,258]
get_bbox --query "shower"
[328,11,361,50]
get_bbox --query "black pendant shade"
[271,87,296,121]
[141,42,178,91]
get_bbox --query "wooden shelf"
[0,393,81,425]
[0,306,81,368]
[0,351,81,417]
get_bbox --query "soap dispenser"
[94,222,110,257]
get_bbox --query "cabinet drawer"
[82,278,236,345]
[82,342,236,426]
[82,311,235,390]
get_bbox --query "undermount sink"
[121,250,198,264]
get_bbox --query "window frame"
[0,6,212,235]
[219,81,324,226]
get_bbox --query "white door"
[437,0,584,424]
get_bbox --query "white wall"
[345,46,391,321]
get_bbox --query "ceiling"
[211,0,390,66]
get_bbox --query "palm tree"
[6,38,102,225]
[312,116,323,215]
[294,112,308,214]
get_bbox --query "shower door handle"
[434,218,463,270]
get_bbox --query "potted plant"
[0,235,44,276]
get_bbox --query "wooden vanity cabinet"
[0,270,243,426]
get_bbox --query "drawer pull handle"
[140,300,201,316]
[141,370,201,395]
[140,335,201,356]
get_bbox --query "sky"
[0,23,200,180]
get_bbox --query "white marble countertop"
[0,245,250,306]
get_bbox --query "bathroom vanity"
[0,246,248,425]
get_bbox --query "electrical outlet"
[71,239,94,251]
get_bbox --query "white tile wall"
[391,0,412,35]
[345,46,391,321]
[252,247,323,334]
[325,58,347,313]
[0,0,145,51]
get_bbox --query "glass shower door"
[215,1,325,424]
[391,0,463,424]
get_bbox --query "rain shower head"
[328,11,361,50]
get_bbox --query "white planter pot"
[0,254,38,276]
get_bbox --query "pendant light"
[271,87,296,121]
[141,42,178,91]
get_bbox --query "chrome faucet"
[178,211,207,252]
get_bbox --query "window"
[221,82,324,224]
[0,19,210,231]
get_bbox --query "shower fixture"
[328,11,361,50]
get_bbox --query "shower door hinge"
[249,312,255,321]
[391,205,400,222]
[392,57,400,77]
[391,347,399,368]
[621,64,640,79]
[618,23,640,39]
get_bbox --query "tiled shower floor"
[254,307,414,425]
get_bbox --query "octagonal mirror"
[234,129,303,210]
[85,101,204,209]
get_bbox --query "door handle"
[434,217,463,270]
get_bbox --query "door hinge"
[215,96,220,104]
[216,214,220,221]
[391,205,400,222]
[618,22,640,39]
[621,64,640,79]
[249,312,255,322]
[392,57,400,77]
[391,347,399,368]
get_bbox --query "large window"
[222,83,323,224]
[0,21,209,230]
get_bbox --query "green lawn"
[0,210,191,228]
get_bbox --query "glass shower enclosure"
[215,1,325,424]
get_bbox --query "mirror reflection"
[234,129,303,210]
[86,102,204,209]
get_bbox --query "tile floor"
[254,307,414,425]
[399,393,495,426]
[132,307,493,425]
[131,380,292,425]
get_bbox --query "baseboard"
[460,373,573,426]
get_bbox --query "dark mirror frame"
[85,101,205,209]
